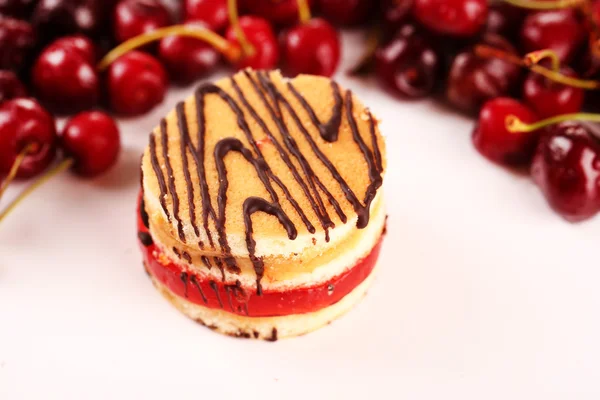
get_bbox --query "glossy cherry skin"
[380,0,413,36]
[532,122,600,222]
[317,0,374,26]
[32,0,110,40]
[61,111,121,177]
[485,3,524,40]
[107,50,168,116]
[375,24,441,98]
[280,18,340,77]
[0,0,35,18]
[242,0,313,26]
[0,98,57,179]
[49,34,97,64]
[0,70,27,103]
[0,17,35,71]
[183,0,228,32]
[158,22,219,84]
[446,34,521,114]
[225,16,279,70]
[523,67,584,119]
[31,36,99,113]
[472,97,539,167]
[113,0,171,43]
[521,10,584,64]
[412,0,488,37]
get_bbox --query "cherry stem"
[502,0,583,9]
[97,25,241,71]
[475,45,600,90]
[227,0,255,57]
[0,143,35,201]
[0,158,74,224]
[524,49,561,73]
[506,112,600,133]
[297,0,312,23]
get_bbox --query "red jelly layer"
[138,199,383,318]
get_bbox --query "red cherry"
[374,23,441,98]
[50,34,97,64]
[32,0,111,40]
[113,0,171,43]
[412,0,488,37]
[380,0,413,36]
[280,18,340,77]
[317,0,374,26]
[61,111,121,177]
[225,16,279,70]
[446,34,521,114]
[0,17,36,71]
[158,22,220,85]
[523,67,584,119]
[242,0,313,26]
[485,3,524,40]
[521,10,584,64]
[184,0,228,32]
[472,97,540,167]
[532,122,600,222]
[0,98,57,179]
[107,50,168,116]
[31,36,99,113]
[0,70,27,104]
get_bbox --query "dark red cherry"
[412,0,488,37]
[521,10,584,64]
[446,34,521,114]
[485,3,524,40]
[0,0,35,18]
[0,17,35,71]
[225,16,279,70]
[107,50,168,115]
[0,70,27,103]
[380,0,413,36]
[0,98,57,179]
[523,67,584,119]
[532,122,600,222]
[113,0,171,43]
[242,0,313,26]
[317,0,374,26]
[183,0,228,32]
[32,0,110,40]
[61,111,121,177]
[158,21,220,84]
[472,97,539,167]
[374,23,441,98]
[280,18,340,77]
[31,36,99,113]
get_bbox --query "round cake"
[138,69,386,340]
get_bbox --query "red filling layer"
[138,199,383,317]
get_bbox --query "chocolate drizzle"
[190,275,207,303]
[180,272,189,298]
[147,71,384,295]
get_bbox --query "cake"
[138,69,386,340]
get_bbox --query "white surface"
[1,32,600,400]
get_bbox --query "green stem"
[506,112,600,133]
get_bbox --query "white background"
[1,32,599,399]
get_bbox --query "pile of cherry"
[1,0,600,223]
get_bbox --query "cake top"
[142,69,386,261]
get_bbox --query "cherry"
[374,23,441,98]
[113,0,171,44]
[446,34,521,114]
[472,97,539,167]
[50,34,97,64]
[0,70,27,104]
[31,35,99,114]
[523,67,584,119]
[0,0,35,18]
[485,3,524,40]
[158,22,220,84]
[0,98,57,179]
[520,10,585,64]
[61,111,121,177]
[32,0,110,40]
[280,18,340,77]
[225,16,279,70]
[380,0,413,36]
[412,0,488,37]
[184,0,228,32]
[317,0,374,26]
[531,122,600,222]
[0,17,35,71]
[242,0,313,26]
[107,50,168,115]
